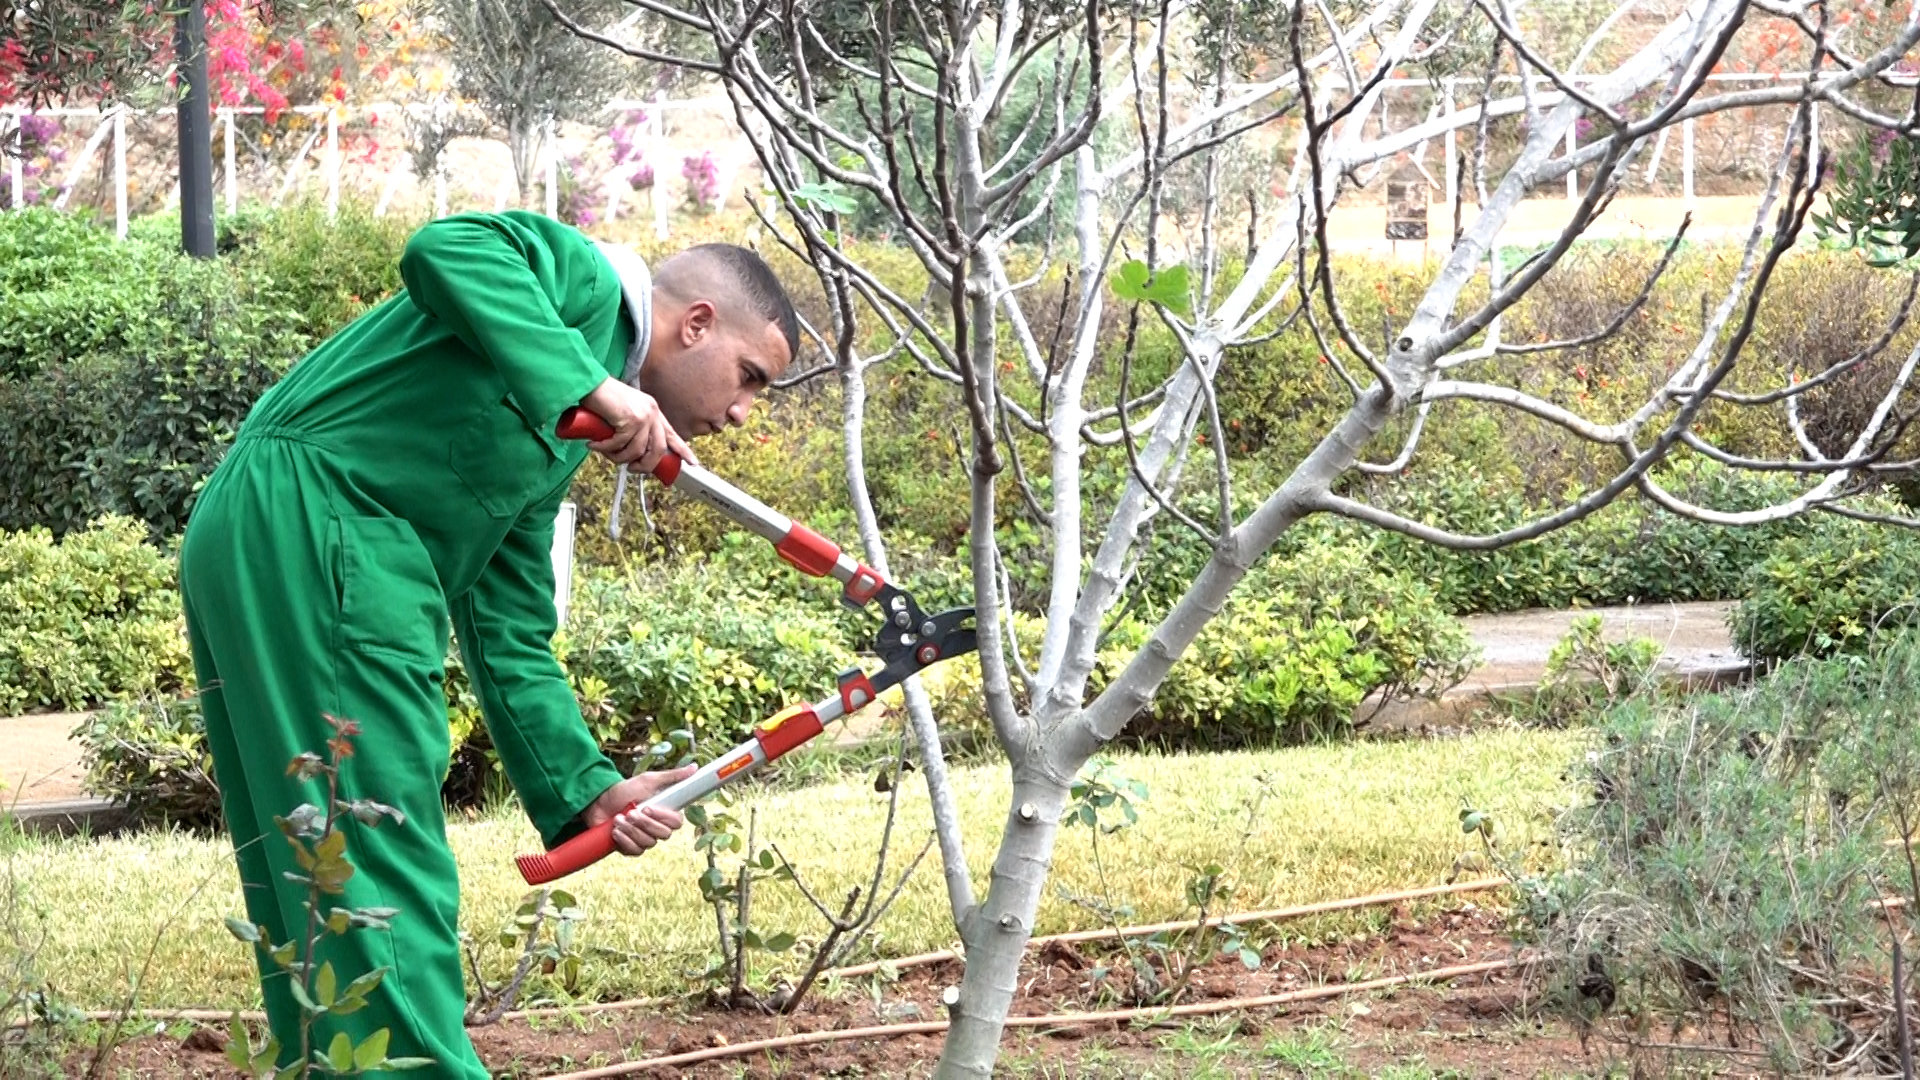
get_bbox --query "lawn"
[3,729,1582,1012]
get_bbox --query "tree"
[544,0,1920,1073]
[427,0,635,206]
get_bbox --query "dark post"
[175,2,216,257]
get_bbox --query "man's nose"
[727,398,751,425]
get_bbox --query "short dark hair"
[659,243,801,365]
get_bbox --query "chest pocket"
[449,394,565,519]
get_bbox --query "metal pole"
[1443,79,1457,216]
[175,5,216,256]
[545,118,558,218]
[1809,100,1821,182]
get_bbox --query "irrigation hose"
[538,956,1538,1079]
[1,878,1512,1032]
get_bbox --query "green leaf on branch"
[353,1029,391,1070]
[1109,260,1192,317]
[793,181,858,215]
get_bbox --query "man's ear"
[680,299,718,346]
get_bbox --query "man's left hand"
[583,765,698,857]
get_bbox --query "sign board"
[1385,162,1428,241]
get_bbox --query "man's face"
[642,301,793,439]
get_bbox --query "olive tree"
[544,0,1920,1073]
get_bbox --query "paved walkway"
[0,601,1739,818]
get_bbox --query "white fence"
[0,95,758,239]
[0,71,1892,242]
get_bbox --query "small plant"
[689,732,932,1014]
[1525,614,1661,725]
[1510,633,1920,1073]
[463,888,589,1024]
[222,714,433,1076]
[1060,762,1276,1007]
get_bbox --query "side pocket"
[335,514,448,659]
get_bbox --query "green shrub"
[1731,509,1920,661]
[86,560,862,822]
[1510,632,1920,1073]
[73,695,220,829]
[217,198,411,339]
[1087,537,1478,749]
[1332,455,1811,615]
[0,517,192,714]
[0,219,307,537]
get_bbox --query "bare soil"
[71,903,1758,1078]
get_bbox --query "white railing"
[0,95,755,239]
[0,71,1891,239]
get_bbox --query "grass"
[2,729,1582,1011]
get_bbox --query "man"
[178,210,798,1074]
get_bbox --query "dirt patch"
[68,902,1760,1078]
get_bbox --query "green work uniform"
[179,210,634,1074]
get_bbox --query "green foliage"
[223,716,433,1076]
[1731,508,1920,661]
[1814,128,1920,267]
[557,562,856,751]
[1333,455,1809,616]
[214,199,411,340]
[1090,538,1478,749]
[0,517,190,714]
[0,211,307,538]
[74,695,220,828]
[1511,633,1920,1073]
[1525,615,1662,726]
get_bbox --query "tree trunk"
[933,769,1071,1078]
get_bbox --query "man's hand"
[579,377,697,473]
[582,764,698,857]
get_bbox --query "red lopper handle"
[514,805,633,885]
[557,406,616,441]
[556,407,683,483]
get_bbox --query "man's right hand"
[577,377,696,473]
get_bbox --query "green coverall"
[179,210,635,1074]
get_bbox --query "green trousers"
[180,432,486,1077]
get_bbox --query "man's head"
[639,243,799,439]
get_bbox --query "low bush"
[1510,632,1920,1073]
[0,517,191,715]
[1088,537,1478,749]
[0,212,307,538]
[1731,508,1920,661]
[73,695,220,828]
[82,560,862,823]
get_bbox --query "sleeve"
[400,210,613,456]
[451,477,621,849]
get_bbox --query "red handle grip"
[557,406,616,441]
[514,806,633,885]
[556,407,683,483]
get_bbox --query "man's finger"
[613,817,657,854]
[638,806,682,833]
[629,811,674,841]
[610,824,643,856]
[663,425,696,467]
